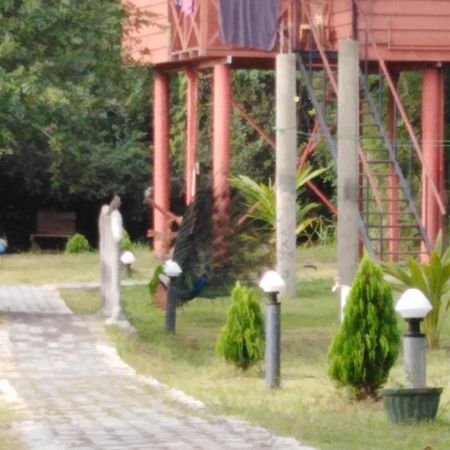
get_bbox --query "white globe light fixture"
[164,260,182,278]
[259,270,285,296]
[395,288,432,320]
[120,251,136,276]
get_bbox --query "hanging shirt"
[219,0,280,51]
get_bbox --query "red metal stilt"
[213,64,231,261]
[421,67,444,250]
[153,71,171,258]
[388,72,400,261]
[185,69,198,205]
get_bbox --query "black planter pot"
[380,387,443,422]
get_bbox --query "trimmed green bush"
[65,233,90,254]
[216,281,265,370]
[328,255,400,399]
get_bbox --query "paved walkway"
[0,286,315,450]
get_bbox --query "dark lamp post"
[259,270,285,389]
[395,288,432,388]
[164,260,182,333]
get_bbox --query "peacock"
[0,236,7,255]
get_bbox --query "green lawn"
[108,274,450,450]
[0,246,157,284]
[3,245,450,449]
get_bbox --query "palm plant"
[382,232,450,349]
[230,164,326,240]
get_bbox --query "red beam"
[213,64,231,261]
[421,67,445,249]
[153,72,171,258]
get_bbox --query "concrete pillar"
[421,67,445,248]
[337,40,360,286]
[276,53,297,297]
[153,72,171,258]
[212,64,231,263]
[185,69,198,205]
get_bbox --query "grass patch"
[60,288,102,314]
[109,276,450,450]
[0,247,157,284]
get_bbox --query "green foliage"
[148,264,164,299]
[65,233,90,254]
[121,229,132,250]
[231,164,326,241]
[382,232,450,349]
[0,0,152,244]
[216,282,265,370]
[328,256,400,399]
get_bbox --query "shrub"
[121,229,132,250]
[216,282,265,370]
[328,255,400,399]
[382,232,450,349]
[65,233,90,254]
[148,264,164,299]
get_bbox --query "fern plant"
[216,282,265,370]
[328,255,400,399]
[382,232,450,349]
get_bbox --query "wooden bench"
[30,211,76,248]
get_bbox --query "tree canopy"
[0,0,152,246]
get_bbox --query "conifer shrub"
[216,282,265,370]
[65,233,90,254]
[328,255,400,399]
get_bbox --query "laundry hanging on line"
[218,0,280,51]
[172,0,196,15]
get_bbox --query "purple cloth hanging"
[219,0,280,51]
[173,0,195,15]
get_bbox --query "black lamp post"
[259,270,285,389]
[164,260,182,333]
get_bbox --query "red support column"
[388,72,399,261]
[421,67,445,250]
[153,71,171,258]
[212,64,231,262]
[185,69,198,205]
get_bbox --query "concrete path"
[0,286,316,450]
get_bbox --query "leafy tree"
[0,0,152,245]
[328,255,400,399]
[216,282,265,370]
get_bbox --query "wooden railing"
[168,0,299,60]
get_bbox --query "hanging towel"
[173,0,195,15]
[219,0,280,51]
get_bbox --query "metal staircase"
[296,0,444,261]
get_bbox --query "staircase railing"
[353,0,446,217]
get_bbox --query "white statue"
[98,195,132,329]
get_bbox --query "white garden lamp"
[259,270,285,389]
[120,250,136,276]
[395,288,432,388]
[164,260,182,333]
